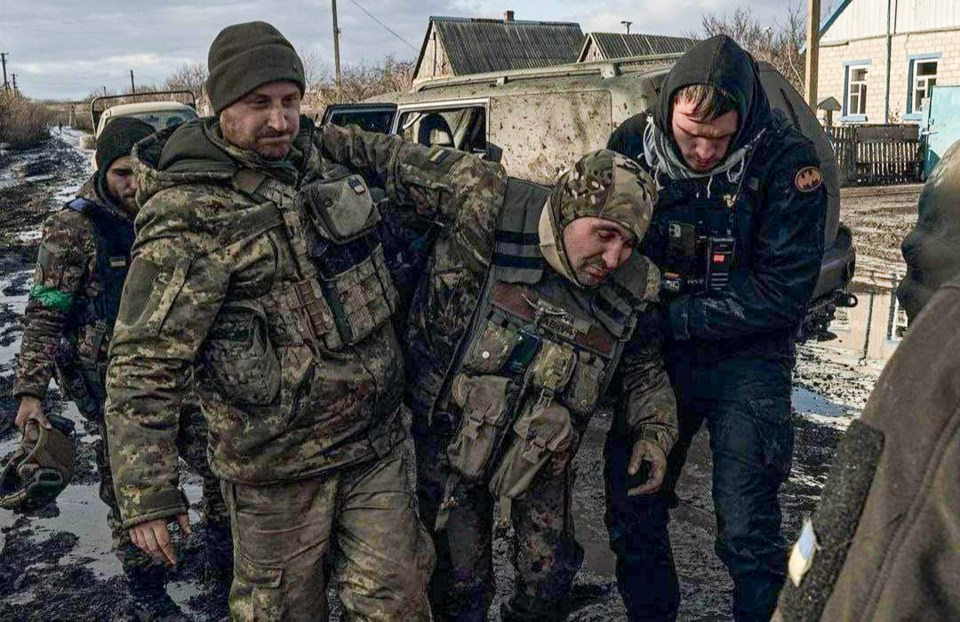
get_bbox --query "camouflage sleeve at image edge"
[105,186,233,528]
[14,210,97,399]
[318,124,507,268]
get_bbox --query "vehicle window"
[397,106,487,155]
[328,109,396,134]
[110,110,197,131]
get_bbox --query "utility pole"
[11,73,18,96]
[804,0,821,108]
[331,0,342,87]
[130,69,135,93]
[0,53,8,92]
[621,21,632,35]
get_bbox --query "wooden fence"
[828,124,923,186]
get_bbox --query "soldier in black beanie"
[107,20,435,621]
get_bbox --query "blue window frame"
[841,60,871,123]
[905,53,941,121]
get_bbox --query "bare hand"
[129,514,192,567]
[627,439,667,496]
[15,396,51,431]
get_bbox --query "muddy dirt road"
[0,131,894,621]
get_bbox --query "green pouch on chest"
[446,374,514,482]
[299,174,380,243]
[487,398,572,514]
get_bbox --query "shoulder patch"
[795,166,823,193]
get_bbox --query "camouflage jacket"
[105,117,405,527]
[14,176,131,401]
[319,125,677,453]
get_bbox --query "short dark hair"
[673,84,737,121]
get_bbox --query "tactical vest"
[63,198,135,330]
[53,198,135,417]
[439,178,658,524]
[230,168,398,353]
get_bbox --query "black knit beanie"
[95,117,155,172]
[206,21,305,114]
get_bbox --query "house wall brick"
[816,29,959,124]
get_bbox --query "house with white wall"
[815,0,960,124]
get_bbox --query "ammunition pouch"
[487,399,573,519]
[445,374,514,482]
[299,174,381,243]
[0,415,76,510]
[299,175,399,346]
[318,244,398,346]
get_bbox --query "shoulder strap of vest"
[231,168,317,283]
[493,178,550,285]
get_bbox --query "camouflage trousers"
[221,448,435,621]
[96,398,229,574]
[414,412,585,622]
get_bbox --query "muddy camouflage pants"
[605,356,794,622]
[414,411,585,621]
[98,400,229,574]
[222,448,434,621]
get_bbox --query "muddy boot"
[124,564,188,622]
[204,520,234,620]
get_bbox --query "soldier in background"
[12,117,230,619]
[320,124,678,621]
[105,22,433,620]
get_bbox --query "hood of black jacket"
[654,34,771,157]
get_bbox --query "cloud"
[2,0,805,99]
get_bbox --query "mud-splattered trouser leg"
[222,448,434,621]
[707,392,794,622]
[604,407,687,622]
[605,367,794,622]
[414,413,584,621]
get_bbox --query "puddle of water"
[792,386,849,418]
[168,579,203,613]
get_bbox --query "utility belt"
[662,220,736,296]
[438,282,619,527]
[54,320,111,420]
[232,169,398,353]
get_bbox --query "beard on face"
[574,254,610,287]
[221,113,294,160]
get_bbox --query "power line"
[345,0,418,52]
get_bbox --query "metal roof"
[578,33,697,61]
[415,16,584,77]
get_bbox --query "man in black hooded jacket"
[606,36,826,621]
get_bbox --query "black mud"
[0,131,869,621]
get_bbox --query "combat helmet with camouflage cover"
[0,414,76,510]
[538,149,657,286]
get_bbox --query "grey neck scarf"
[641,116,762,196]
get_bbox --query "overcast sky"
[2,0,830,100]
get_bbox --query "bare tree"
[692,4,806,93]
[313,56,414,109]
[164,61,208,107]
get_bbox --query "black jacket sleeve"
[666,134,827,341]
